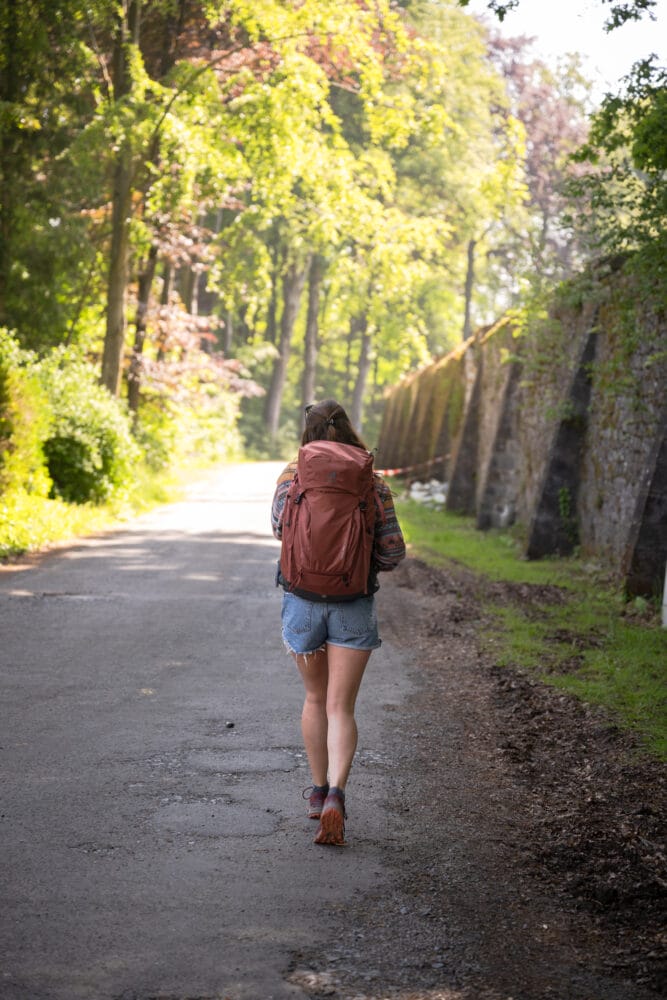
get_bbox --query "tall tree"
[100,0,141,395]
[568,57,667,311]
[0,0,98,344]
[301,254,326,415]
[487,37,591,286]
[263,256,312,438]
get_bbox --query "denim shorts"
[281,591,381,655]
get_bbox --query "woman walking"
[271,400,405,846]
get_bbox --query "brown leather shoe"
[313,788,346,846]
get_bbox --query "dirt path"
[289,558,666,1000]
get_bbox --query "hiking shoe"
[303,784,329,820]
[314,788,346,846]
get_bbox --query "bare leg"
[325,644,372,790]
[294,648,329,787]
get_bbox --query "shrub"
[133,395,180,472]
[0,329,52,497]
[135,389,243,470]
[36,349,140,504]
[180,391,243,464]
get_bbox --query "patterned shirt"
[271,460,406,576]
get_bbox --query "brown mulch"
[400,558,667,996]
[490,663,666,985]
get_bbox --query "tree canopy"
[1,0,664,467]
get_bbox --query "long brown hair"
[302,399,368,451]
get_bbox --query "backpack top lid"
[296,440,374,494]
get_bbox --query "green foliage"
[3,0,661,477]
[456,0,657,31]
[397,496,667,758]
[0,330,51,497]
[0,1,104,348]
[36,350,140,504]
[398,495,583,586]
[567,58,667,311]
[133,397,180,472]
[487,602,667,758]
[456,0,520,20]
[0,460,183,561]
[135,388,243,471]
[177,392,243,466]
[0,491,116,561]
[240,396,300,460]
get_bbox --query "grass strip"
[0,465,182,561]
[396,495,667,759]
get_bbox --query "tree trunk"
[158,0,187,76]
[100,0,141,395]
[161,261,173,305]
[264,257,310,439]
[462,237,476,341]
[180,267,195,313]
[265,226,285,345]
[0,0,19,325]
[223,310,233,355]
[301,254,324,422]
[101,150,134,394]
[266,279,278,345]
[265,257,281,346]
[350,312,372,432]
[156,260,172,362]
[345,332,353,398]
[127,243,158,415]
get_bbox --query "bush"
[36,349,140,504]
[135,389,242,470]
[0,329,52,497]
[180,391,243,464]
[240,396,299,460]
[133,395,180,472]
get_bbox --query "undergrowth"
[0,464,182,561]
[396,495,667,760]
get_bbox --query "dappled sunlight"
[0,465,285,609]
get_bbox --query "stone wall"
[578,284,666,573]
[377,267,667,597]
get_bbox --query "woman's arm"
[271,463,296,539]
[372,478,406,571]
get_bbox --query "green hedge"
[1,332,140,506]
[2,328,243,537]
[0,330,51,497]
[36,349,141,504]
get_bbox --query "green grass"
[396,495,592,588]
[0,454,252,560]
[395,495,667,759]
[0,464,183,561]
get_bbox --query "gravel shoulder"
[289,558,666,1000]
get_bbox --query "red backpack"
[280,441,378,601]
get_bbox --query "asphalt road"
[0,463,411,1000]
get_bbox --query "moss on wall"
[378,260,667,587]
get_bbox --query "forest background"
[1,0,665,554]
